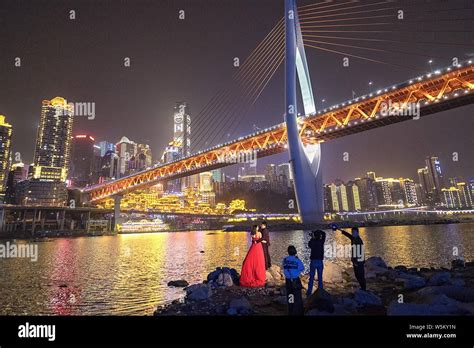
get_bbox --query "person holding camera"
[282,245,305,316]
[331,224,366,291]
[306,229,326,297]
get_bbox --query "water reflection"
[0,223,472,315]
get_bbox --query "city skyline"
[1,0,473,184]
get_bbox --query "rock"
[339,297,358,309]
[207,267,239,285]
[451,259,465,269]
[366,256,387,269]
[305,288,334,313]
[451,278,465,287]
[268,265,284,282]
[306,304,349,316]
[427,272,451,286]
[416,286,474,303]
[167,280,189,287]
[324,262,344,283]
[273,296,288,305]
[217,272,234,287]
[186,284,212,301]
[387,301,464,316]
[227,297,252,315]
[396,272,426,290]
[354,290,382,306]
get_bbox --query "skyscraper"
[17,97,72,206]
[98,141,115,157]
[33,97,74,182]
[116,136,137,177]
[417,167,430,204]
[354,177,378,211]
[173,102,191,157]
[425,156,444,205]
[0,115,13,202]
[70,134,95,187]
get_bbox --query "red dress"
[239,235,266,287]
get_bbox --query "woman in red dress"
[239,225,266,287]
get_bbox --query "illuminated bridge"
[84,61,474,202]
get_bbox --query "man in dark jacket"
[260,221,271,269]
[334,225,366,291]
[307,230,326,296]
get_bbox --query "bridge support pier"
[113,195,123,232]
[285,0,323,224]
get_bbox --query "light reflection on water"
[0,223,472,315]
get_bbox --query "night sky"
[1,0,473,183]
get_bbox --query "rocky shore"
[155,258,474,316]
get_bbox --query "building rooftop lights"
[427,73,432,78]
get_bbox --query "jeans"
[353,261,366,291]
[307,259,324,296]
[285,278,304,316]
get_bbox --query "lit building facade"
[70,134,95,187]
[33,97,74,182]
[0,115,12,202]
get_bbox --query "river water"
[0,223,473,315]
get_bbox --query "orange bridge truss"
[84,62,474,202]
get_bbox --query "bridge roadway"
[83,61,474,202]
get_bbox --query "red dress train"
[239,235,266,287]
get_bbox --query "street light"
[428,59,433,73]
[321,98,326,109]
[369,81,373,93]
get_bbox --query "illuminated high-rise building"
[0,115,13,202]
[116,136,137,176]
[354,177,378,211]
[367,171,376,181]
[400,178,418,206]
[70,134,95,187]
[173,102,191,157]
[199,172,213,192]
[33,97,74,182]
[441,187,462,209]
[98,140,115,157]
[417,167,430,204]
[346,181,361,211]
[456,182,473,208]
[425,156,444,204]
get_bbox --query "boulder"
[305,288,334,313]
[167,280,189,287]
[227,296,252,315]
[427,272,451,286]
[207,267,239,286]
[324,262,344,283]
[306,304,349,316]
[451,259,465,269]
[354,290,382,306]
[416,286,474,303]
[186,284,212,301]
[396,272,426,290]
[366,256,388,269]
[268,265,284,281]
[217,272,234,287]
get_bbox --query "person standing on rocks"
[260,221,271,270]
[239,225,267,287]
[333,225,366,291]
[307,229,326,296]
[282,245,305,316]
